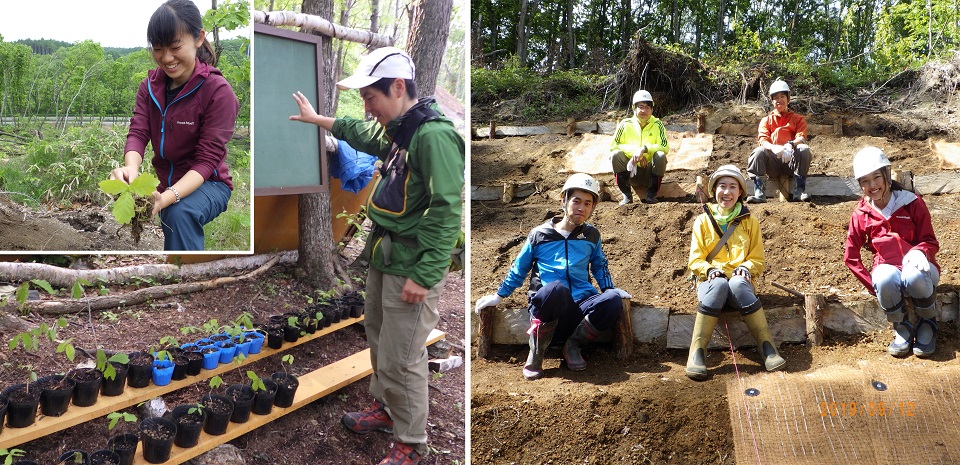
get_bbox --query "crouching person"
[686,165,786,380]
[474,173,631,379]
[844,146,941,358]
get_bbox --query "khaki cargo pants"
[364,267,447,456]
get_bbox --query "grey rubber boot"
[563,317,605,371]
[686,312,719,380]
[742,310,786,371]
[522,319,558,380]
[746,177,767,203]
[792,175,809,202]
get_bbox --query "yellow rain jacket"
[688,204,765,280]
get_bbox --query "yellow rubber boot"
[742,310,786,372]
[685,313,718,380]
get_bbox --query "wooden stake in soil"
[893,169,914,192]
[566,117,576,137]
[488,121,496,140]
[615,298,634,359]
[477,306,495,359]
[805,293,825,346]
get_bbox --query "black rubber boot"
[641,176,661,204]
[563,317,605,371]
[616,172,633,205]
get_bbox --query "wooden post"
[833,117,844,136]
[502,183,515,203]
[893,169,914,192]
[488,121,496,140]
[566,117,576,137]
[777,175,791,202]
[615,298,634,359]
[477,306,495,359]
[696,112,706,134]
[805,293,825,346]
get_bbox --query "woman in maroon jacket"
[844,146,940,358]
[110,0,239,250]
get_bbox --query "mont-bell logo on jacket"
[176,120,195,126]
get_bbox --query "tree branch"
[254,11,394,47]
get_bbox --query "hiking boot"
[888,320,914,357]
[341,400,394,434]
[913,318,937,358]
[378,443,421,465]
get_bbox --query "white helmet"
[853,146,891,179]
[561,173,600,203]
[632,90,654,106]
[708,164,748,200]
[769,80,790,96]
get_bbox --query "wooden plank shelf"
[132,329,446,465]
[0,315,367,449]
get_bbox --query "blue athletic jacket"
[497,218,615,302]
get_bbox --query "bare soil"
[470,104,960,463]
[0,201,163,251]
[0,256,465,465]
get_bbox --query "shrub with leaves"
[98,172,159,244]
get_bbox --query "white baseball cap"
[336,47,416,90]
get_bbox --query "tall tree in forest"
[517,0,530,63]
[299,0,345,289]
[406,0,453,96]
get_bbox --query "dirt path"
[470,105,960,463]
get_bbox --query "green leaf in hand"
[129,173,160,197]
[99,179,129,195]
[113,192,135,225]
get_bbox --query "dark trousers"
[528,281,623,344]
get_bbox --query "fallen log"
[0,251,298,289]
[6,256,280,316]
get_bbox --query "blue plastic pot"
[233,336,252,358]
[200,346,221,370]
[216,342,237,364]
[152,360,174,386]
[245,331,265,354]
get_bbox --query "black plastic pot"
[183,351,203,376]
[171,404,206,448]
[298,309,319,334]
[70,368,103,407]
[329,304,343,324]
[4,383,40,428]
[0,394,8,435]
[271,373,300,408]
[100,362,129,397]
[252,379,278,415]
[282,312,301,342]
[56,450,89,465]
[139,416,177,464]
[200,394,234,435]
[171,354,189,381]
[344,295,364,318]
[226,384,254,423]
[38,375,76,417]
[126,352,154,389]
[107,433,138,465]
[89,449,120,465]
[266,327,284,349]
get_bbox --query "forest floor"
[469,101,960,463]
[0,255,466,464]
[0,200,163,252]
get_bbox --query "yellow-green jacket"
[688,205,765,280]
[610,115,669,162]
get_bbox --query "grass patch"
[204,132,251,251]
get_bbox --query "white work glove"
[903,249,930,273]
[626,157,637,176]
[474,294,503,313]
[770,144,784,156]
[780,143,794,163]
[611,288,633,299]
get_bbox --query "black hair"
[148,0,216,66]
[368,77,418,100]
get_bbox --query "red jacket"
[843,193,940,293]
[758,110,807,145]
[124,59,238,191]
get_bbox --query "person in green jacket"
[610,89,669,205]
[289,47,464,465]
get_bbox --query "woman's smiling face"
[152,30,203,88]
[714,176,741,209]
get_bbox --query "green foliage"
[209,375,224,390]
[246,370,266,392]
[95,350,129,381]
[0,448,26,465]
[203,134,251,251]
[106,411,137,431]
[99,173,159,225]
[472,60,603,123]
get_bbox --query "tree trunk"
[332,0,355,115]
[517,0,529,63]
[299,0,349,290]
[620,0,631,58]
[716,0,724,49]
[671,0,679,43]
[406,0,453,97]
[370,0,380,37]
[566,0,575,69]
